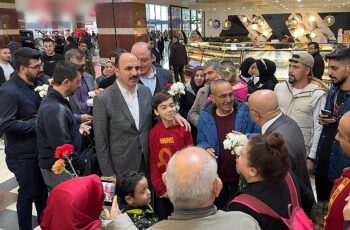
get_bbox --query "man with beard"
[307,42,325,80]
[37,60,87,190]
[0,47,48,229]
[0,45,15,86]
[274,53,327,175]
[315,47,350,201]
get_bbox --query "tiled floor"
[0,140,38,230]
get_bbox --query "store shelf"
[187,42,335,81]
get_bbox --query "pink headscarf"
[40,175,103,230]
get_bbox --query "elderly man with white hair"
[148,146,260,230]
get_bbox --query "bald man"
[131,42,172,95]
[148,146,260,230]
[248,90,312,191]
[325,112,350,230]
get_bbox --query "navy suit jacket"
[0,72,41,159]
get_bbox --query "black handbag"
[80,134,101,176]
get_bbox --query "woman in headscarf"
[179,66,205,118]
[40,175,137,230]
[239,57,259,94]
[251,58,279,91]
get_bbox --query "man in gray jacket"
[248,90,312,191]
[148,146,260,230]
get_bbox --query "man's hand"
[105,196,122,220]
[81,114,93,123]
[206,148,217,159]
[319,114,336,125]
[79,121,92,135]
[175,114,191,132]
[306,159,315,176]
[344,194,350,221]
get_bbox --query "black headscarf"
[240,57,256,78]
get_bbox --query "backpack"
[231,172,314,230]
[80,134,101,176]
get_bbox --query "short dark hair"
[116,171,146,205]
[78,40,87,46]
[308,42,319,50]
[14,47,41,70]
[52,60,80,84]
[43,37,54,44]
[109,48,128,67]
[0,45,9,51]
[247,132,289,185]
[152,91,173,109]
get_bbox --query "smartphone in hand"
[320,109,333,118]
[102,180,115,206]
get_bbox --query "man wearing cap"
[274,52,327,176]
[315,48,350,201]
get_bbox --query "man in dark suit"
[0,47,48,229]
[169,35,188,83]
[131,42,172,95]
[93,52,153,176]
[248,90,312,192]
[93,52,189,177]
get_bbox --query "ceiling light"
[252,23,258,30]
[324,15,335,26]
[342,3,346,5]
[228,7,231,10]
[309,15,316,21]
[222,20,232,30]
[293,30,300,37]
[310,32,317,38]
[275,0,279,2]
[242,16,248,22]
[263,31,269,36]
[298,27,305,34]
[242,6,246,9]
[213,8,216,11]
[297,0,302,2]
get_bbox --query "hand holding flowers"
[51,144,78,178]
[223,131,248,157]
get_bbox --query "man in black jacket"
[41,37,64,78]
[0,45,15,86]
[37,60,87,190]
[169,35,188,83]
[0,47,48,230]
[308,42,325,80]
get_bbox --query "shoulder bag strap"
[285,172,300,208]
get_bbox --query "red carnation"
[165,83,172,89]
[54,144,74,159]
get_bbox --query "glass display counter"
[186,42,334,81]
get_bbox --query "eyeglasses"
[28,63,44,70]
[215,92,234,99]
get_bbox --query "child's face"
[132,177,151,207]
[154,98,176,123]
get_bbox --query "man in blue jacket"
[316,47,350,201]
[197,79,242,210]
[0,47,48,230]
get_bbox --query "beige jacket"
[187,85,210,127]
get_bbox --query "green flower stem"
[66,157,78,177]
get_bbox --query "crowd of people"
[2,35,350,230]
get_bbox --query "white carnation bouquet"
[34,78,54,98]
[87,91,95,107]
[34,84,49,98]
[165,82,185,110]
[223,132,248,157]
[168,82,185,96]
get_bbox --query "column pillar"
[0,1,20,45]
[95,0,148,63]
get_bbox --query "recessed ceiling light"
[275,0,279,2]
[342,3,346,5]
[242,6,246,9]
[297,0,302,2]
[280,3,284,5]
[286,7,289,9]
[283,5,287,7]
[228,7,231,10]
[299,4,303,7]
[213,8,216,10]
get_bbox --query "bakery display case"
[186,42,334,81]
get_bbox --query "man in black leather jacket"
[37,60,87,190]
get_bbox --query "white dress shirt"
[140,67,157,95]
[261,112,283,134]
[116,80,140,130]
